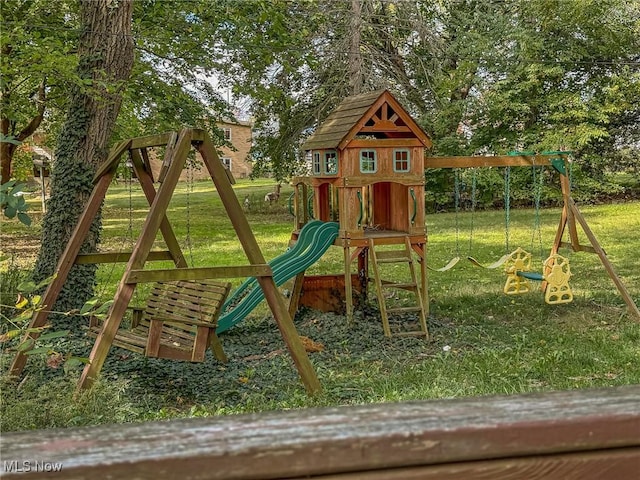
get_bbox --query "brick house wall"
[146,121,253,182]
[217,120,253,179]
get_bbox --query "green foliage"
[0,0,79,163]
[0,180,31,226]
[0,268,108,376]
[0,257,29,320]
[4,0,639,184]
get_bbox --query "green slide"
[216,220,340,333]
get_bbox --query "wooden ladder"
[368,237,429,338]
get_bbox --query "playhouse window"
[324,150,338,175]
[393,149,410,172]
[360,150,377,173]
[312,152,321,175]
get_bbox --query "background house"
[215,120,253,180]
[146,120,253,181]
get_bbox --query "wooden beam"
[1,386,638,479]
[425,155,563,169]
[129,132,176,149]
[75,251,174,264]
[347,138,424,148]
[129,148,187,268]
[92,139,132,183]
[9,171,116,378]
[126,265,273,284]
[77,129,194,391]
[157,131,178,183]
[344,175,423,186]
[198,135,321,395]
[569,199,640,320]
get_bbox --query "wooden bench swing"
[9,128,321,395]
[88,279,231,363]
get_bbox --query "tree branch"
[16,78,46,142]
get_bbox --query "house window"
[221,157,232,170]
[223,128,232,141]
[360,150,377,173]
[312,152,321,175]
[324,150,338,175]
[393,149,410,172]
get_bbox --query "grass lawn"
[1,178,639,431]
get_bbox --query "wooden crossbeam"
[425,154,564,169]
[75,251,174,264]
[126,265,273,284]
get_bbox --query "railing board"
[1,386,639,479]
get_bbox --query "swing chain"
[468,168,477,255]
[186,160,194,266]
[531,164,544,259]
[504,166,511,252]
[454,169,461,256]
[127,156,134,241]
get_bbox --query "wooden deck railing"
[2,385,639,479]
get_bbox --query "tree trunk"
[32,0,134,326]
[0,135,16,184]
[348,0,364,95]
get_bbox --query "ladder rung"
[375,250,410,259]
[376,257,412,264]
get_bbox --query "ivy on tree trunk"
[33,0,134,328]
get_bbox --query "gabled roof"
[302,89,431,151]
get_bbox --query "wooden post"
[412,242,429,318]
[344,244,354,324]
[547,166,639,320]
[560,170,581,251]
[129,149,187,268]
[569,199,640,320]
[288,271,306,319]
[77,130,194,390]
[8,140,131,379]
[197,133,321,394]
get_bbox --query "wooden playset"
[291,90,432,337]
[8,92,639,396]
[289,90,639,337]
[9,129,321,394]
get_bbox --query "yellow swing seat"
[543,254,573,305]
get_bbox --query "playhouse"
[289,89,640,336]
[291,90,432,337]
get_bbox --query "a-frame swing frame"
[9,128,321,394]
[425,154,640,320]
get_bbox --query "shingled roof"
[302,89,431,151]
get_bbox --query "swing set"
[8,128,321,394]
[424,152,640,317]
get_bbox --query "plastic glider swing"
[426,256,460,272]
[467,254,510,270]
[503,247,573,305]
